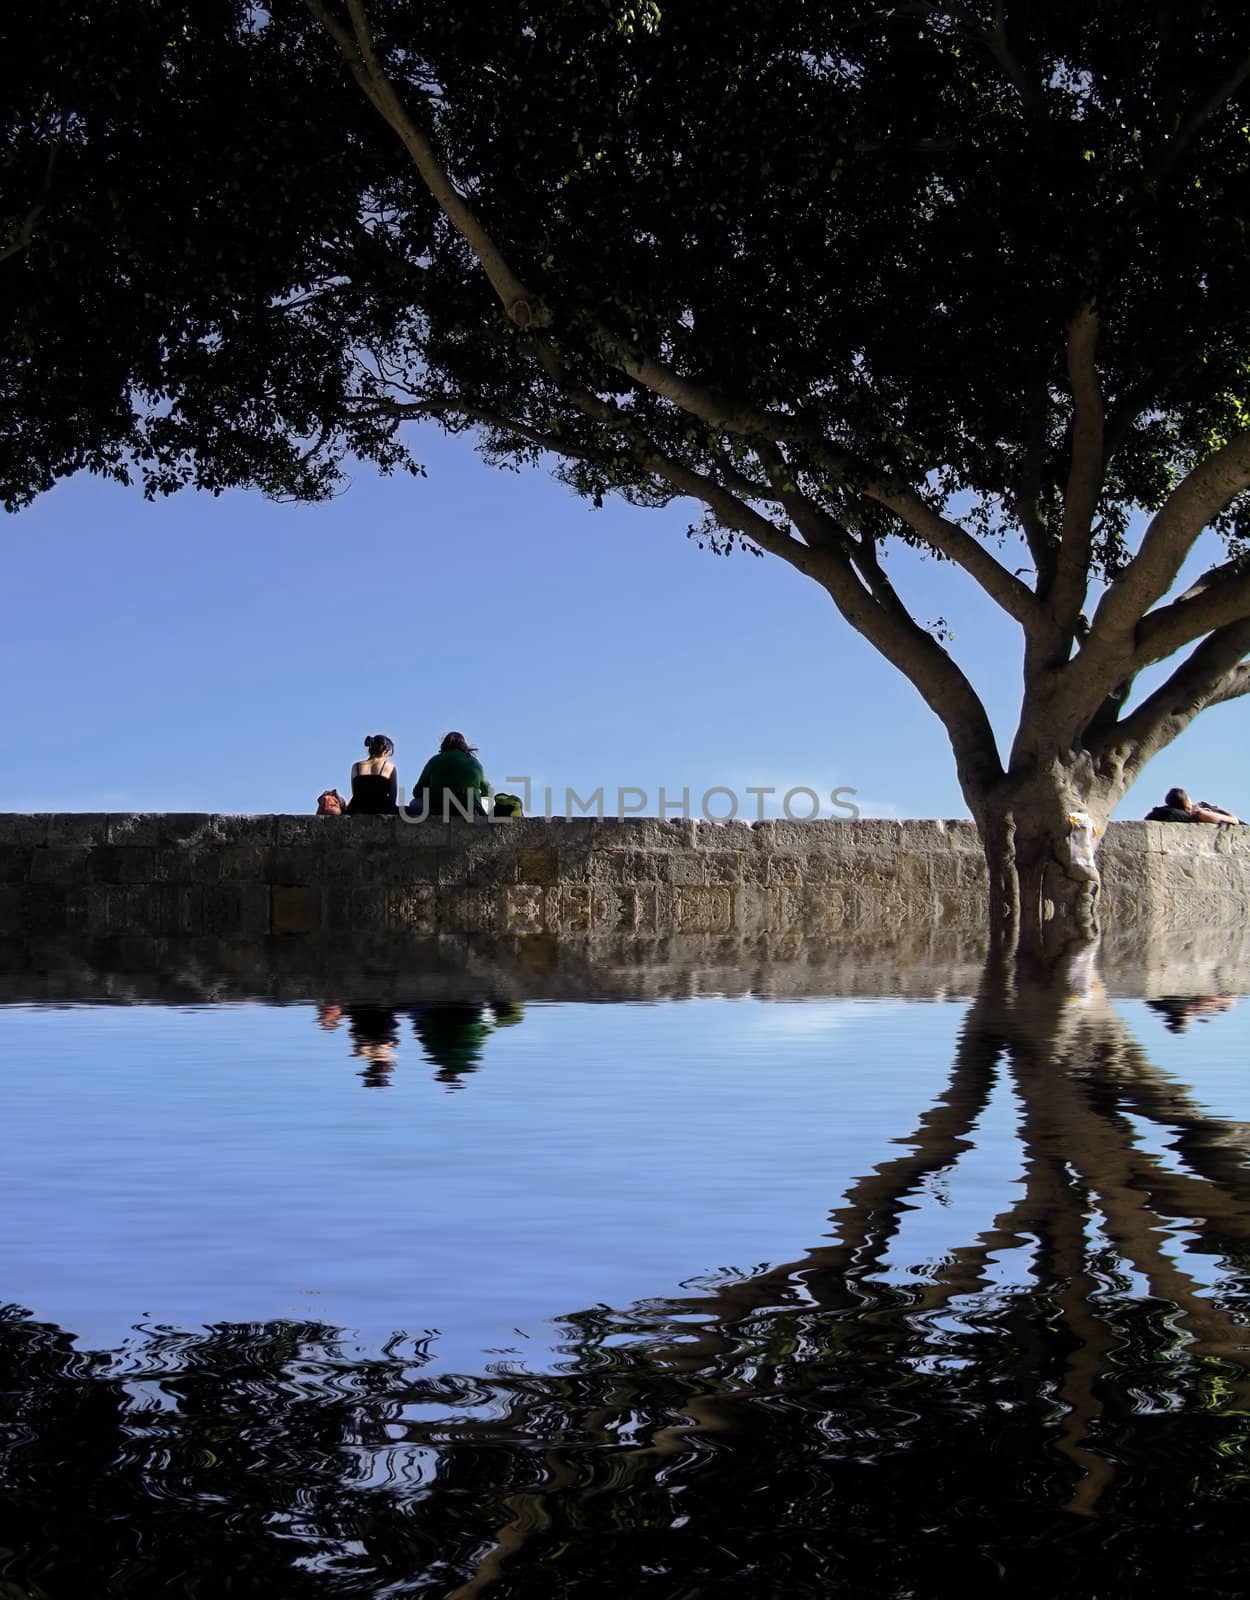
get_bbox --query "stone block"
[323,886,354,934]
[270,848,322,884]
[275,817,327,846]
[676,885,735,935]
[160,814,247,848]
[504,884,545,933]
[439,886,498,933]
[387,885,435,932]
[608,885,661,933]
[766,855,805,888]
[350,888,388,931]
[672,851,746,888]
[542,884,595,933]
[0,846,32,883]
[105,815,174,847]
[219,844,271,881]
[20,886,68,933]
[160,885,204,935]
[154,847,223,884]
[308,848,364,885]
[391,815,456,847]
[516,847,560,886]
[0,886,21,933]
[694,819,757,848]
[345,815,401,846]
[45,814,111,848]
[271,885,323,935]
[796,855,848,888]
[201,883,270,939]
[0,816,48,846]
[516,933,559,975]
[86,846,157,885]
[29,848,89,885]
[595,849,675,885]
[796,887,848,933]
[213,815,279,846]
[467,848,520,887]
[633,884,662,933]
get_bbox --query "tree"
[5,0,1250,953]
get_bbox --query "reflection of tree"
[5,959,1250,1595]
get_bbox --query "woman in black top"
[347,734,398,814]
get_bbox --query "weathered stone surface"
[0,814,1246,942]
[271,885,323,936]
[4,919,1250,1008]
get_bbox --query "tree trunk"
[974,759,1113,962]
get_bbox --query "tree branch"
[846,526,917,622]
[1132,558,1250,668]
[305,0,540,326]
[1081,431,1250,653]
[1091,620,1250,787]
[986,3,1044,110]
[638,446,840,583]
[1051,302,1104,633]
[1151,48,1250,178]
[1,129,62,267]
[0,202,44,265]
[753,441,1005,795]
[1012,367,1053,581]
[306,0,806,437]
[354,395,609,465]
[1208,661,1250,708]
[308,0,967,495]
[864,478,1040,627]
[880,2,1043,108]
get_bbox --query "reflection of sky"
[0,994,1247,1373]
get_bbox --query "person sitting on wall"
[347,734,399,815]
[407,731,492,820]
[1145,786,1240,824]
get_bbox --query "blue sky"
[1,426,1246,818]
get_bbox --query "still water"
[2,964,1250,1595]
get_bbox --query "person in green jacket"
[407,731,493,820]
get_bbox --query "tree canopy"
[5,0,1250,944]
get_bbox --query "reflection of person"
[1146,787,1240,824]
[1145,995,1238,1034]
[407,732,491,820]
[318,998,523,1088]
[408,1000,523,1088]
[347,734,398,815]
[345,1005,401,1088]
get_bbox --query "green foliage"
[3,0,1250,563]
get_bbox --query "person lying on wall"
[316,790,347,816]
[1145,786,1241,825]
[407,731,492,820]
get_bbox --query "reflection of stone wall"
[4,922,1250,1008]
[1,814,1247,943]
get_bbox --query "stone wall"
[1,813,1248,945]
